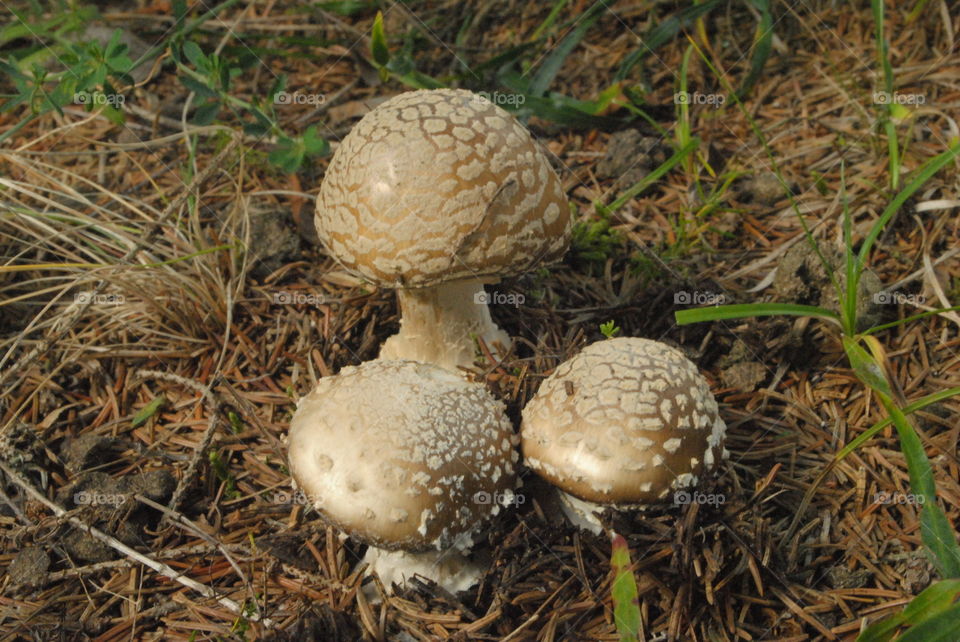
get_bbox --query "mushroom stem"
[380,280,511,371]
[557,491,605,535]
[361,545,483,597]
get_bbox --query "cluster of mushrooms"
[286,89,729,594]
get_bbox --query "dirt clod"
[7,546,50,590]
[60,433,124,474]
[772,241,883,329]
[247,206,302,280]
[721,361,767,392]
[596,130,665,190]
[826,566,872,589]
[738,171,788,205]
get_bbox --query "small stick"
[136,369,223,515]
[46,542,250,581]
[0,460,273,627]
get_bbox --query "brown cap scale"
[287,360,519,590]
[521,338,727,526]
[315,89,571,370]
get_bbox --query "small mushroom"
[315,88,571,371]
[520,337,728,533]
[287,360,519,592]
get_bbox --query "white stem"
[379,279,510,372]
[558,490,605,535]
[361,546,483,599]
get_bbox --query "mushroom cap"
[315,88,571,288]
[287,360,518,552]
[521,338,726,505]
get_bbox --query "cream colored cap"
[521,338,726,505]
[288,360,518,551]
[315,89,571,287]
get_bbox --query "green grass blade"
[131,396,166,428]
[737,0,773,99]
[896,603,960,642]
[905,0,932,24]
[900,579,960,625]
[675,303,840,326]
[611,534,641,642]
[527,2,603,96]
[920,502,960,578]
[490,88,626,128]
[871,0,900,190]
[842,336,892,397]
[857,614,902,642]
[601,137,699,215]
[841,162,858,335]
[786,386,960,545]
[370,11,389,66]
[530,0,571,41]
[879,396,960,577]
[856,142,960,276]
[465,42,539,76]
[614,0,722,82]
[836,387,960,461]
[864,305,960,335]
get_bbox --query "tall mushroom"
[287,359,519,592]
[520,337,728,533]
[315,89,571,371]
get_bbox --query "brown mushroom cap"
[315,88,570,288]
[521,338,726,505]
[287,360,518,552]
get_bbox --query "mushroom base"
[380,280,511,372]
[558,491,607,535]
[361,545,483,598]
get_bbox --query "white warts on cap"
[521,337,727,506]
[287,359,517,552]
[314,89,572,372]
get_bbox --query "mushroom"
[520,337,728,534]
[315,88,571,371]
[287,359,519,592]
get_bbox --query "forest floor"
[1,1,959,640]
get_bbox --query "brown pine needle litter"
[2,1,959,640]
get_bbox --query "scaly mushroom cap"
[521,338,726,505]
[288,360,518,552]
[315,88,571,288]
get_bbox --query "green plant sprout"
[208,450,240,499]
[611,534,641,642]
[600,320,621,339]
